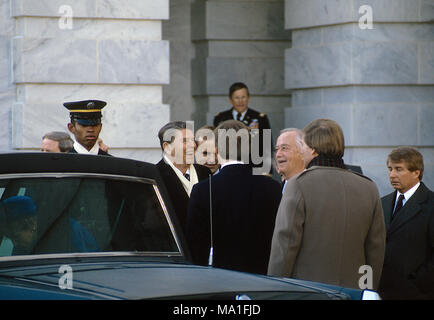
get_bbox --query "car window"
[0,175,180,257]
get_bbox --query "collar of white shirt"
[232,109,247,121]
[220,160,244,170]
[162,154,198,196]
[395,181,420,206]
[282,179,288,194]
[73,139,100,155]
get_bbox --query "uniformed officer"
[213,82,272,174]
[63,100,111,156]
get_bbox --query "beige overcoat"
[267,166,386,290]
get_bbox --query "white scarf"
[163,155,199,196]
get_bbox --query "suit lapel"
[388,183,429,236]
[243,108,258,127]
[382,191,396,231]
[159,160,188,197]
[194,164,211,181]
[222,109,233,121]
[244,109,253,123]
[98,149,111,156]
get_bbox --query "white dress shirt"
[394,182,420,211]
[163,154,199,196]
[232,109,247,121]
[220,160,244,170]
[72,139,100,155]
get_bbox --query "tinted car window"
[0,175,180,257]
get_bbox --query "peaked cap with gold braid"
[63,100,107,126]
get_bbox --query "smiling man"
[63,100,111,156]
[274,128,306,192]
[379,147,434,299]
[268,119,385,290]
[156,121,211,234]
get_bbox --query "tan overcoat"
[267,166,386,290]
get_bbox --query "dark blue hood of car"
[0,259,354,300]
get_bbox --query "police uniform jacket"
[213,107,270,131]
[69,147,111,156]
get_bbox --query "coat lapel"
[382,191,396,232]
[388,183,429,236]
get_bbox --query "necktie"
[392,194,405,220]
[236,112,242,121]
[184,173,190,181]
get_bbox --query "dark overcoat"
[379,182,434,299]
[156,160,210,235]
[186,164,281,275]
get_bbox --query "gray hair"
[42,131,74,152]
[279,128,304,152]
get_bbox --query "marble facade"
[284,0,434,195]
[1,0,170,163]
[1,0,433,196]
[189,0,291,142]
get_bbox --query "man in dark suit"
[379,147,434,299]
[63,100,111,156]
[186,120,281,275]
[156,121,211,235]
[213,82,272,175]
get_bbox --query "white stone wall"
[2,0,432,193]
[1,0,170,163]
[0,0,15,151]
[190,0,291,142]
[162,0,196,123]
[284,0,434,196]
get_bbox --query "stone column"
[191,0,291,141]
[1,0,170,163]
[0,0,15,150]
[284,0,434,195]
[162,0,196,122]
